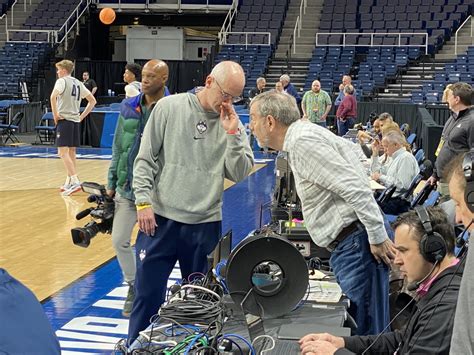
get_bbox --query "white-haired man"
[280,74,301,104]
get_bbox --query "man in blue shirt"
[280,74,301,105]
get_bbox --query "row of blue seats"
[239,4,286,13]
[304,47,356,91]
[219,45,272,53]
[357,0,468,5]
[321,18,461,32]
[411,45,474,103]
[358,9,462,22]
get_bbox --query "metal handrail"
[1,15,7,38]
[218,0,238,45]
[6,0,89,46]
[316,32,429,55]
[56,0,91,48]
[298,0,305,31]
[10,0,19,26]
[7,28,54,42]
[293,16,299,54]
[454,15,472,55]
[220,31,272,47]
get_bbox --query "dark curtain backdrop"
[425,104,451,125]
[74,60,127,97]
[74,60,207,97]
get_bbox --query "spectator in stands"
[427,82,474,199]
[0,268,61,354]
[371,131,420,215]
[123,63,142,98]
[51,60,96,196]
[334,75,355,108]
[336,84,357,136]
[82,71,97,96]
[128,61,254,344]
[447,151,474,354]
[107,59,169,318]
[248,77,266,101]
[249,91,395,336]
[280,74,301,104]
[274,81,285,93]
[301,80,332,127]
[300,206,460,355]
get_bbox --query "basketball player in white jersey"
[50,60,96,195]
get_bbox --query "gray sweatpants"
[112,193,137,283]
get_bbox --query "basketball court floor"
[0,145,275,353]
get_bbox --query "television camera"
[70,182,114,248]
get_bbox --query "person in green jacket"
[106,59,169,317]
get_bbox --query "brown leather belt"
[327,220,362,252]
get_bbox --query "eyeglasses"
[213,77,242,103]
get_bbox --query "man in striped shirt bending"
[249,91,396,336]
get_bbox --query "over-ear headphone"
[463,150,474,213]
[415,206,447,263]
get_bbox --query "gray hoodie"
[133,92,254,224]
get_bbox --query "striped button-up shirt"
[283,120,388,247]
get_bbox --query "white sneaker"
[62,183,82,196]
[59,184,71,192]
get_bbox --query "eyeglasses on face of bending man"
[213,77,242,103]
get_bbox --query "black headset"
[463,150,474,213]
[415,206,447,263]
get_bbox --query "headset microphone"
[406,260,439,292]
[455,223,471,249]
[455,219,473,258]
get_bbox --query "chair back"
[423,190,440,207]
[377,185,396,205]
[411,183,435,208]
[403,174,423,199]
[406,133,416,145]
[10,111,24,126]
[414,149,425,165]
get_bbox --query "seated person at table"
[300,206,461,355]
[357,112,393,143]
[371,131,419,215]
[359,114,397,159]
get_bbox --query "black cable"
[360,296,417,355]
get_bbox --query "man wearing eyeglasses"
[127,60,254,344]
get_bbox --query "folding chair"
[34,112,56,145]
[0,111,24,144]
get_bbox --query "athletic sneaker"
[59,184,71,192]
[123,282,135,317]
[62,183,82,196]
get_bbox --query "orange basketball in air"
[99,8,116,25]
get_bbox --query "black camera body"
[71,182,115,248]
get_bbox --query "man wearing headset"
[447,151,474,354]
[299,206,462,355]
